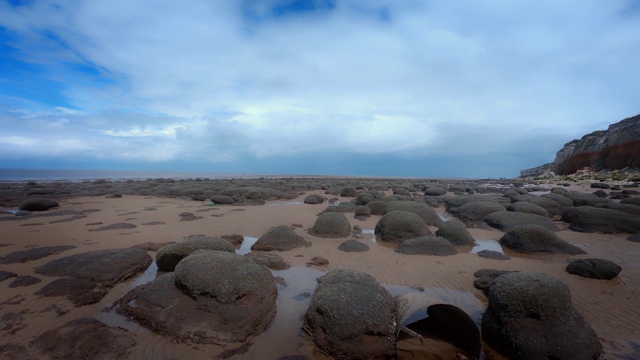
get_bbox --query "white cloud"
[0,0,638,176]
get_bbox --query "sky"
[0,0,639,179]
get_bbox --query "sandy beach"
[0,178,639,360]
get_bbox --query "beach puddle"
[130,261,158,288]
[471,239,505,254]
[237,236,258,255]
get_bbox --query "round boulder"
[366,200,387,215]
[252,225,310,251]
[211,195,235,205]
[566,258,622,280]
[338,240,370,253]
[499,225,585,255]
[561,206,640,233]
[435,220,475,246]
[374,211,431,244]
[386,201,442,226]
[156,235,235,271]
[309,212,351,238]
[303,269,396,359]
[394,236,458,256]
[450,201,505,224]
[482,272,602,360]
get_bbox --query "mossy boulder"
[210,195,235,205]
[394,236,458,256]
[309,212,351,238]
[304,194,325,204]
[435,219,475,246]
[450,201,505,224]
[366,200,387,215]
[506,202,550,218]
[566,258,622,280]
[499,225,585,255]
[482,272,602,360]
[561,206,640,233]
[374,211,430,244]
[303,269,396,359]
[386,200,442,226]
[483,211,558,232]
[252,225,310,251]
[156,235,235,271]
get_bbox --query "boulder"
[482,272,602,359]
[506,202,550,218]
[309,212,351,238]
[483,211,558,232]
[35,248,152,287]
[18,198,59,211]
[116,251,277,347]
[244,252,290,270]
[156,235,235,271]
[435,220,475,246]
[424,186,447,196]
[355,193,374,205]
[509,196,563,218]
[366,200,387,215]
[211,195,235,204]
[477,250,511,261]
[8,275,41,288]
[303,269,396,360]
[394,236,458,256]
[338,240,370,253]
[31,318,136,360]
[304,194,325,204]
[566,258,622,280]
[561,191,611,207]
[542,192,574,208]
[35,277,108,306]
[386,201,442,226]
[499,225,585,255]
[628,234,640,242]
[594,202,640,217]
[354,205,371,218]
[374,211,431,244]
[340,186,358,197]
[450,201,506,224]
[252,225,310,251]
[473,269,516,291]
[0,270,17,283]
[561,206,640,233]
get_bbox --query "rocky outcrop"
[521,114,640,176]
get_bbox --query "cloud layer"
[0,0,638,177]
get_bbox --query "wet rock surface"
[303,269,396,360]
[88,222,138,231]
[8,275,41,288]
[482,272,602,360]
[0,270,18,283]
[31,317,137,360]
[0,245,76,264]
[395,236,458,256]
[566,258,622,279]
[244,252,290,270]
[477,250,511,260]
[35,277,108,306]
[116,251,277,346]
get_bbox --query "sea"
[0,168,277,183]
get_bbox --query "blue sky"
[0,0,638,178]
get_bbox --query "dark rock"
[386,200,442,226]
[477,250,511,261]
[511,195,564,218]
[338,240,370,253]
[304,194,325,204]
[35,277,108,306]
[116,251,276,345]
[0,270,17,283]
[179,212,202,221]
[303,269,396,360]
[244,252,290,270]
[435,219,475,246]
[0,245,76,264]
[211,195,235,204]
[561,191,611,207]
[35,248,152,287]
[31,317,136,359]
[482,272,602,359]
[306,256,329,267]
[374,211,430,244]
[221,234,244,246]
[592,189,608,198]
[394,236,458,256]
[594,202,640,217]
[450,201,506,224]
[309,212,351,238]
[355,192,374,205]
[473,268,515,291]
[561,206,640,233]
[8,275,41,288]
[483,211,558,232]
[506,202,550,218]
[89,222,137,231]
[156,235,235,271]
[621,197,640,206]
[566,258,622,279]
[340,187,358,197]
[628,234,640,242]
[354,205,371,218]
[499,225,585,255]
[365,200,387,215]
[424,186,447,196]
[542,192,574,208]
[252,225,310,251]
[591,182,611,189]
[18,198,59,211]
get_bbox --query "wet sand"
[0,183,639,359]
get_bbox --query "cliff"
[521,114,640,177]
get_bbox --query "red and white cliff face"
[521,114,640,177]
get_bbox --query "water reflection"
[471,239,504,254]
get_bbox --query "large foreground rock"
[252,225,310,251]
[394,236,458,256]
[566,258,622,280]
[116,251,277,346]
[499,225,585,255]
[35,247,152,287]
[374,211,430,244]
[482,272,602,359]
[309,212,351,238]
[31,317,136,359]
[561,206,640,233]
[156,235,235,271]
[303,269,396,360]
